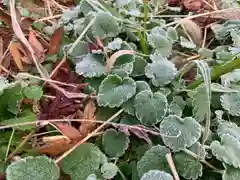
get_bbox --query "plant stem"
[142,0,148,30]
[166,153,180,180]
[183,149,223,173]
[137,29,149,55]
[5,128,15,162]
[188,58,240,89]
[68,17,96,55]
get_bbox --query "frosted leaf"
[218,121,240,140]
[102,129,130,157]
[220,92,240,116]
[131,56,147,77]
[145,55,177,87]
[101,163,118,179]
[6,156,59,180]
[61,143,107,180]
[180,36,196,49]
[160,115,201,151]
[137,145,171,177]
[140,170,173,180]
[75,54,106,78]
[167,27,178,41]
[223,164,240,180]
[134,90,168,126]
[97,75,136,107]
[106,38,123,50]
[211,134,240,168]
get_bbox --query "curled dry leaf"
[10,41,24,70]
[48,27,64,55]
[28,30,45,63]
[106,50,135,73]
[180,19,202,47]
[79,99,97,137]
[36,135,75,156]
[50,122,82,140]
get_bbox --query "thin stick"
[5,128,15,162]
[202,27,208,48]
[34,14,62,22]
[166,153,180,180]
[8,130,35,160]
[55,109,124,163]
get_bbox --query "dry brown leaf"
[0,9,12,27]
[79,100,96,136]
[183,0,203,11]
[210,9,240,20]
[106,50,135,73]
[51,122,82,140]
[180,19,202,47]
[37,135,74,156]
[48,27,64,54]
[28,30,45,63]
[10,41,24,70]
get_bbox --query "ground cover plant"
[1,0,240,179]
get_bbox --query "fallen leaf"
[211,8,240,20]
[79,100,96,136]
[183,0,203,12]
[37,135,74,156]
[10,41,24,70]
[180,19,202,47]
[48,27,64,54]
[0,9,12,27]
[50,122,82,140]
[106,50,135,73]
[28,30,45,63]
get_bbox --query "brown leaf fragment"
[51,122,82,140]
[37,135,74,156]
[10,41,24,70]
[48,27,64,54]
[0,9,12,27]
[79,100,96,136]
[183,0,203,12]
[28,30,45,63]
[180,19,202,47]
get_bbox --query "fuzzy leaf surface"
[101,163,118,179]
[160,115,201,151]
[102,129,130,157]
[223,164,240,180]
[97,75,136,108]
[6,156,59,180]
[140,170,174,180]
[173,152,203,180]
[75,54,106,78]
[145,55,177,87]
[218,122,240,140]
[61,143,107,180]
[211,134,240,168]
[134,90,168,126]
[220,92,240,116]
[137,145,170,177]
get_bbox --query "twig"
[55,109,124,163]
[34,14,62,22]
[5,128,15,162]
[166,153,180,180]
[8,130,36,160]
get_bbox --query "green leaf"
[192,86,209,122]
[1,110,36,131]
[223,164,240,180]
[0,76,9,96]
[145,55,177,87]
[61,143,107,180]
[160,115,201,151]
[137,145,170,177]
[188,142,207,160]
[79,0,94,15]
[92,12,119,38]
[102,129,130,157]
[67,41,89,59]
[75,54,106,78]
[173,152,203,180]
[97,75,136,108]
[147,27,173,56]
[111,62,134,77]
[168,103,182,117]
[140,170,174,180]
[131,56,147,77]
[6,156,59,180]
[23,85,43,100]
[134,90,168,126]
[96,107,120,122]
[122,81,151,115]
[180,36,196,49]
[167,27,178,41]
[217,122,240,140]
[106,38,123,50]
[198,48,214,58]
[220,92,240,116]
[211,134,240,168]
[101,163,118,179]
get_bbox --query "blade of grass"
[5,128,15,162]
